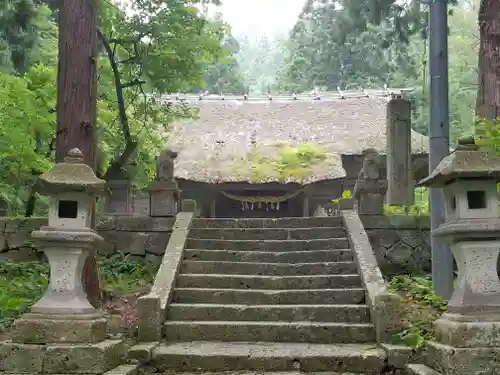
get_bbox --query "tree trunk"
[476,0,500,133]
[56,0,101,307]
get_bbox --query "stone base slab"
[379,343,424,370]
[11,313,107,344]
[0,339,125,374]
[406,363,443,375]
[425,341,500,375]
[0,364,139,375]
[435,315,500,347]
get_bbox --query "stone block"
[116,216,174,232]
[144,232,170,255]
[11,315,107,344]
[99,231,118,255]
[435,316,500,348]
[181,199,197,213]
[0,218,7,231]
[43,339,126,374]
[338,197,354,210]
[137,295,162,342]
[0,342,46,373]
[0,247,40,262]
[426,341,500,375]
[150,192,178,217]
[96,216,117,231]
[128,342,159,363]
[370,229,399,249]
[0,233,6,252]
[5,231,31,249]
[103,364,138,375]
[144,252,163,265]
[5,218,46,233]
[116,232,148,255]
[359,214,391,229]
[380,343,424,369]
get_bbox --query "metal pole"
[428,0,454,299]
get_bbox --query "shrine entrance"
[215,189,303,218]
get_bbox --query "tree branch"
[121,79,146,88]
[98,27,140,180]
[98,28,132,142]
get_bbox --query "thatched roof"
[167,93,429,184]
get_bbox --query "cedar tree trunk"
[476,0,500,129]
[55,0,101,307]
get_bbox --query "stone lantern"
[11,148,107,344]
[417,136,500,374]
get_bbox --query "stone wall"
[0,216,175,265]
[0,215,433,274]
[0,218,47,262]
[360,214,431,275]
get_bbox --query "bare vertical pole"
[429,0,454,299]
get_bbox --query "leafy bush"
[331,189,352,204]
[99,253,158,294]
[0,262,49,328]
[388,275,448,349]
[383,187,429,216]
[0,253,159,329]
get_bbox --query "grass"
[0,253,159,330]
[388,274,448,349]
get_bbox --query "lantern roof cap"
[418,137,500,187]
[37,148,106,195]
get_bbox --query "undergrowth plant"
[0,261,49,328]
[383,187,429,216]
[99,253,158,294]
[0,253,159,329]
[388,275,448,349]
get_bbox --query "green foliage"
[0,254,159,329]
[235,34,288,94]
[0,0,237,214]
[232,142,329,182]
[275,142,328,181]
[475,116,500,154]
[276,0,479,146]
[332,189,353,204]
[388,275,448,349]
[0,261,49,328]
[190,15,246,94]
[0,65,55,214]
[98,253,158,294]
[383,187,429,216]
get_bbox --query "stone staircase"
[146,216,387,374]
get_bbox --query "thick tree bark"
[55,0,101,307]
[476,0,500,133]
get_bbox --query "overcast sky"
[210,0,304,37]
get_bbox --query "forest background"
[0,0,480,216]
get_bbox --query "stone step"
[140,372,368,375]
[186,238,350,251]
[191,216,343,228]
[180,260,358,276]
[151,341,385,372]
[103,365,139,375]
[183,249,354,263]
[176,274,362,289]
[172,288,365,305]
[189,227,346,241]
[167,303,371,323]
[163,321,375,343]
[406,364,443,375]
